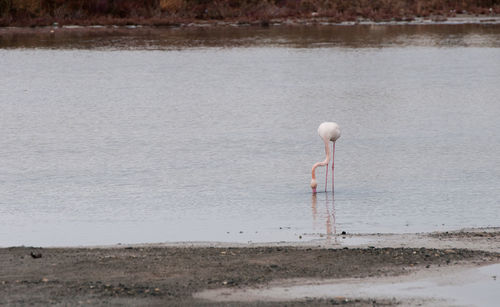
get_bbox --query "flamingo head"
[310,178,317,193]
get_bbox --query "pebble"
[30,252,42,259]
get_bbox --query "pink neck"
[311,139,331,181]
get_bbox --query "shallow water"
[196,263,500,306]
[1,25,500,246]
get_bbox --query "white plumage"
[318,122,341,142]
[311,122,341,193]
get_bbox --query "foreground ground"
[1,229,499,306]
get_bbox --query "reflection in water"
[311,192,337,243]
[1,24,500,49]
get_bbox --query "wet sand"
[197,263,500,305]
[1,228,499,306]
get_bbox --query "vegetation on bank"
[0,0,499,27]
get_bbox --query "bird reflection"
[311,192,337,243]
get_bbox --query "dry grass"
[0,0,499,26]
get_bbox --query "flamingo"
[310,122,341,193]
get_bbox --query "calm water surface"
[1,25,499,246]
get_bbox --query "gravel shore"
[1,229,499,306]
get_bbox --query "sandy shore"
[1,228,499,306]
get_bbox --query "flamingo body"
[318,122,341,143]
[311,122,341,193]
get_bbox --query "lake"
[1,24,499,246]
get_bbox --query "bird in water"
[310,122,341,193]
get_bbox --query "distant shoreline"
[1,14,500,32]
[1,0,499,28]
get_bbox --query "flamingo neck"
[311,139,331,180]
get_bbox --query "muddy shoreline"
[1,229,499,306]
[1,14,499,32]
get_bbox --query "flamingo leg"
[332,142,336,192]
[325,163,328,192]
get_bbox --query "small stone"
[42,278,49,282]
[30,252,42,259]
